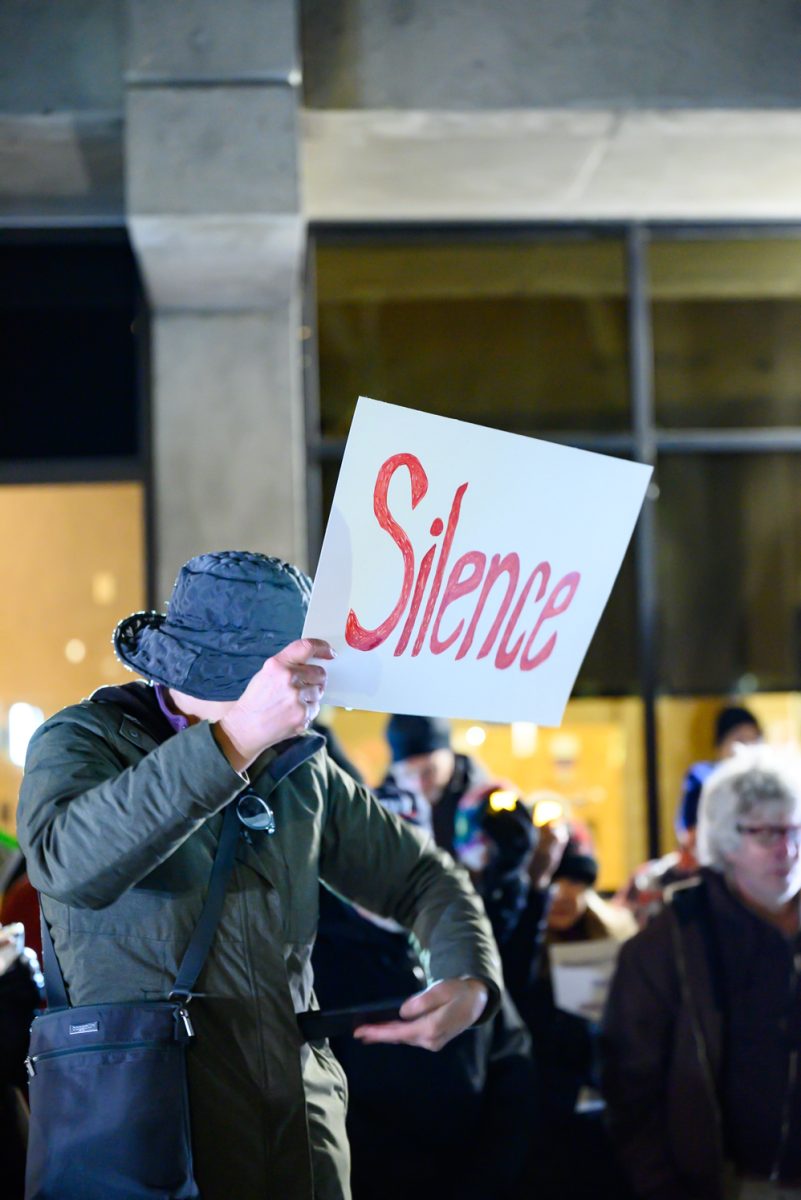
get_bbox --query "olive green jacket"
[17,684,502,1200]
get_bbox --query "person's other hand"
[528,819,570,889]
[214,638,334,771]
[353,977,488,1052]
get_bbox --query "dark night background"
[0,236,141,463]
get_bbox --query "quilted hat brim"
[112,551,311,701]
[113,611,273,701]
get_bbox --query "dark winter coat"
[602,872,733,1200]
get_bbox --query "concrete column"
[123,0,306,603]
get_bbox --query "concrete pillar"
[123,0,306,603]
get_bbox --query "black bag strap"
[266,731,326,784]
[147,734,324,1000]
[40,801,241,1011]
[40,908,69,1010]
[169,800,241,1002]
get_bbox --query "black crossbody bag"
[24,799,241,1200]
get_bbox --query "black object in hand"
[297,997,409,1042]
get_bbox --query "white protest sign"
[549,938,623,1021]
[303,398,651,726]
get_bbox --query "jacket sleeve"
[317,756,503,1017]
[17,707,248,910]
[600,922,696,1200]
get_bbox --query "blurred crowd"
[5,699,801,1199]
[313,701,801,1200]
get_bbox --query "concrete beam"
[0,113,123,223]
[6,106,801,228]
[302,109,801,222]
[126,85,299,217]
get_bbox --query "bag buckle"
[177,1007,195,1039]
[169,1003,195,1040]
[168,990,195,1040]
[25,1055,35,1080]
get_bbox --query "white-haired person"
[602,744,801,1200]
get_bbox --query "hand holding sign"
[304,399,650,726]
[214,638,334,771]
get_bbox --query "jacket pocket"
[309,1040,349,1108]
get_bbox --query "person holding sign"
[16,550,502,1200]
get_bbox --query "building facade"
[3,0,801,879]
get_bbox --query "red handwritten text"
[345,453,581,671]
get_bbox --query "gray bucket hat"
[113,550,312,700]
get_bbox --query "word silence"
[345,452,581,673]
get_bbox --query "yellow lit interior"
[656,693,801,852]
[487,789,520,813]
[0,482,145,838]
[325,696,647,892]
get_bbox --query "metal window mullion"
[303,228,324,570]
[628,224,661,859]
[655,428,801,454]
[0,458,144,485]
[134,269,157,611]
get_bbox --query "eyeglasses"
[735,824,801,848]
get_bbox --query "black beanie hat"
[714,705,761,747]
[553,840,599,888]
[387,715,452,762]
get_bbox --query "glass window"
[314,236,637,698]
[656,453,801,693]
[656,693,801,853]
[0,482,145,836]
[651,238,801,428]
[325,696,646,891]
[574,542,638,697]
[315,237,629,438]
[0,240,141,460]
